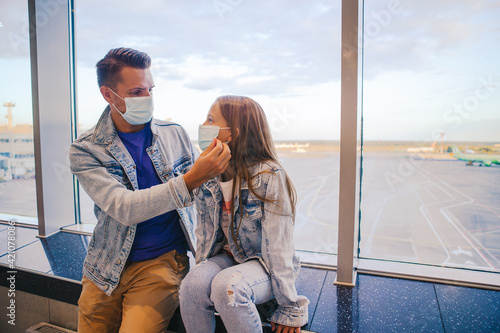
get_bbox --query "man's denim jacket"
[195,161,309,327]
[69,106,197,296]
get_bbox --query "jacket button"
[104,285,109,290]
[127,230,131,236]
[116,259,121,265]
[245,213,249,217]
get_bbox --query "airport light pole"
[439,132,445,154]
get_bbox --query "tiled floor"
[297,268,500,332]
[0,227,90,280]
[1,225,499,332]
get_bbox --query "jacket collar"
[90,106,116,144]
[241,163,262,189]
[90,106,157,144]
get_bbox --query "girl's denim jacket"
[195,161,309,327]
[69,107,197,296]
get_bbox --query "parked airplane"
[452,146,500,166]
[275,142,310,153]
[407,142,436,153]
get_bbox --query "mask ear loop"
[108,87,125,101]
[111,103,125,115]
[219,127,231,144]
[107,88,126,114]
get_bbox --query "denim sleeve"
[69,141,194,226]
[193,179,220,263]
[261,170,310,328]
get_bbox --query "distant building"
[0,124,35,180]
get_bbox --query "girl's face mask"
[198,125,230,151]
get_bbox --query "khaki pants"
[78,250,189,333]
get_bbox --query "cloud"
[0,1,31,57]
[363,0,500,78]
[2,0,499,141]
[71,0,341,96]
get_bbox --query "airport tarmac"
[359,152,500,271]
[284,150,500,272]
[1,150,499,273]
[0,178,37,217]
[279,151,340,258]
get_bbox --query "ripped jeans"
[179,252,274,333]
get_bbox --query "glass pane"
[0,1,37,222]
[360,0,500,272]
[75,1,341,259]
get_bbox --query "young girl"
[179,96,309,333]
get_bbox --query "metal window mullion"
[29,0,76,237]
[68,0,81,225]
[28,0,45,233]
[335,0,360,287]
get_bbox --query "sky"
[0,0,499,142]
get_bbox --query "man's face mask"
[108,88,154,125]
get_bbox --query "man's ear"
[100,86,113,104]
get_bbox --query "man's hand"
[184,138,231,191]
[271,322,301,333]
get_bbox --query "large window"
[0,1,37,224]
[360,0,500,273]
[1,0,498,286]
[75,0,342,260]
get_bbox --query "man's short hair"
[96,47,151,88]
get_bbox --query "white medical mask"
[198,125,230,151]
[108,88,154,125]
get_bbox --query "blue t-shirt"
[117,123,187,261]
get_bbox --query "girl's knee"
[210,270,248,307]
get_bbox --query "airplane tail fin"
[452,145,463,157]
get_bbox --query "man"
[69,47,230,332]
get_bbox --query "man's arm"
[69,138,230,226]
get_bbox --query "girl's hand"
[271,322,301,333]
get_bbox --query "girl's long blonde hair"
[215,96,297,250]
